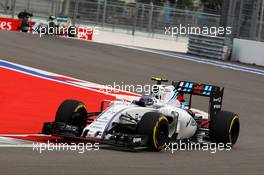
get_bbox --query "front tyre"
[210,111,240,146]
[137,112,169,151]
[55,99,87,136]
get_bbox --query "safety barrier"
[231,38,264,66]
[0,17,34,32]
[187,34,232,60]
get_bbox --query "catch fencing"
[0,0,220,39]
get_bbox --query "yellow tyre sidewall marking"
[153,116,168,150]
[228,115,239,146]
[74,104,86,112]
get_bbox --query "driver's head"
[152,85,165,100]
[152,85,175,102]
[138,95,154,107]
[49,15,56,20]
[152,85,182,107]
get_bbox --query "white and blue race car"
[42,78,240,151]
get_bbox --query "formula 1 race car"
[33,16,77,37]
[42,78,240,151]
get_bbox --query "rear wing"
[172,81,224,121]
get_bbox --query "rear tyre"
[210,111,240,146]
[55,99,87,136]
[137,112,169,151]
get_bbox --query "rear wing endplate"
[172,81,224,121]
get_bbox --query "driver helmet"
[137,95,155,107]
[49,15,56,21]
[152,85,182,107]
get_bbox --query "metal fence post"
[140,4,144,29]
[184,7,188,27]
[102,0,107,28]
[73,0,80,26]
[26,0,30,11]
[51,0,55,15]
[258,0,264,41]
[249,0,261,40]
[55,0,59,16]
[236,0,244,38]
[4,0,9,14]
[96,0,101,25]
[192,11,198,26]
[148,2,153,32]
[226,0,234,37]
[132,3,139,35]
[226,0,242,39]
[11,0,16,18]
[61,0,70,16]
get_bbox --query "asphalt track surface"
[1,30,264,175]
